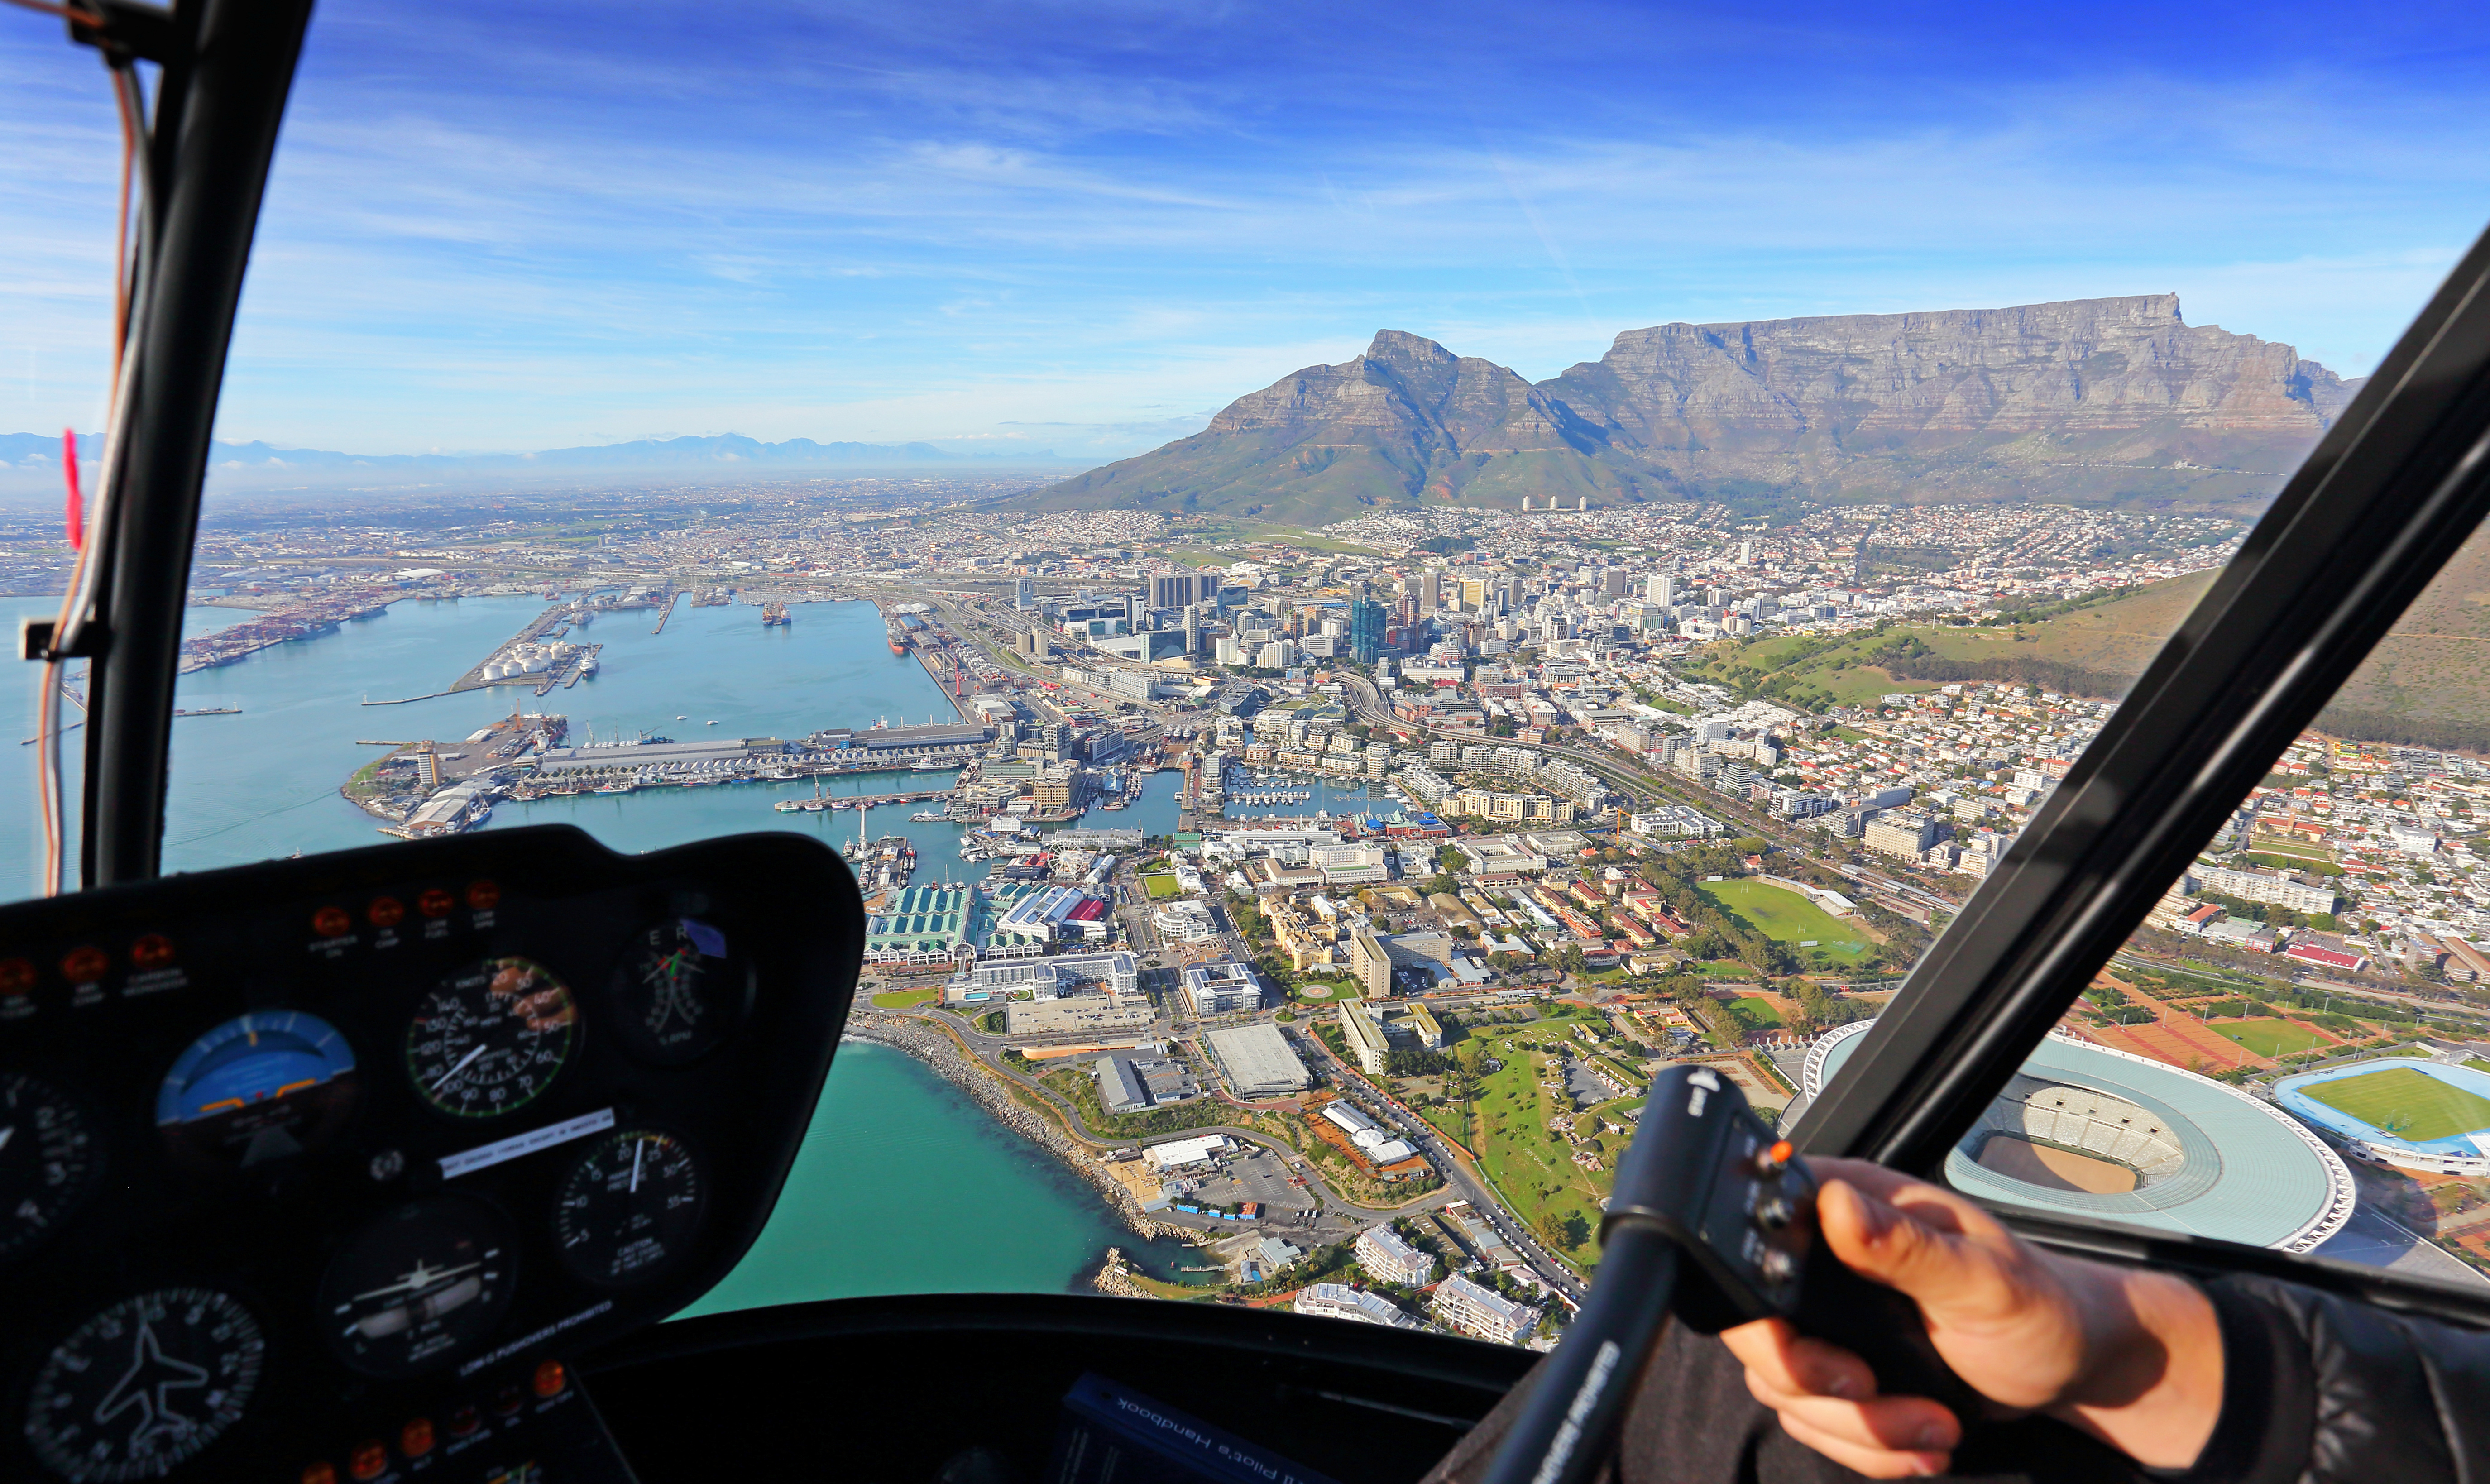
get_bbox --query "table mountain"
[1026,295,2361,523]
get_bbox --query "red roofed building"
[2284,942,2370,973]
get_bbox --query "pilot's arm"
[1723,1158,2490,1479]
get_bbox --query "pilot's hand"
[1717,1158,2224,1479]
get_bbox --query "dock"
[652,591,678,635]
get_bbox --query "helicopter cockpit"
[10,3,2490,1483]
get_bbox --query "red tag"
[62,428,83,551]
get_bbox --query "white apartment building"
[1355,1223,1435,1287]
[1431,1272,1543,1345]
[1294,1283,1423,1330]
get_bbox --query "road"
[1279,1016,1590,1305]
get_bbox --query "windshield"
[7,0,2487,1340]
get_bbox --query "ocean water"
[0,592,1196,1308]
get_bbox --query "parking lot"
[1170,1144,1312,1219]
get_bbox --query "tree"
[1535,1208,1571,1249]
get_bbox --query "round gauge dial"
[404,957,578,1119]
[318,1197,514,1379]
[24,1288,265,1482]
[607,919,738,1064]
[155,1010,359,1173]
[553,1129,707,1286]
[1,1072,104,1261]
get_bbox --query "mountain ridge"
[1025,295,2365,523]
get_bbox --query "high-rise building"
[1418,569,1441,611]
[1600,569,1626,598]
[1348,598,1387,664]
[1183,603,1202,655]
[1647,573,1677,605]
[1150,572,1207,610]
[1013,574,1034,610]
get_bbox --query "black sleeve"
[2158,1272,2490,1484]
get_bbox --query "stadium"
[2275,1059,2490,1176]
[1804,1021,2355,1253]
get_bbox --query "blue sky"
[6,0,2490,461]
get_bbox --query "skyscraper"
[1150,572,1207,610]
[1646,573,1677,606]
[1014,574,1034,610]
[1349,598,1387,664]
[1418,569,1440,611]
[1600,569,1626,598]
[1183,603,1202,655]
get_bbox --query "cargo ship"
[762,602,790,627]
[886,618,907,656]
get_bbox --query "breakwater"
[842,1011,1191,1244]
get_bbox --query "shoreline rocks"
[842,1013,1191,1247]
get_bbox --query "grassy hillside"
[2320,526,2490,750]
[1680,573,2214,711]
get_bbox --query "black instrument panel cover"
[0,824,860,1479]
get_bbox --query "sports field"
[2211,1018,2331,1059]
[1696,881,1868,961]
[1140,873,1183,900]
[2304,1067,2490,1142]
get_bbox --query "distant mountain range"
[0,432,1084,492]
[1021,295,2363,524]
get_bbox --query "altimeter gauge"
[553,1128,706,1286]
[319,1197,514,1378]
[607,919,738,1064]
[405,957,578,1119]
[24,1288,265,1482]
[1,1072,104,1262]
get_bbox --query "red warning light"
[466,880,501,912]
[1,957,39,993]
[60,946,108,983]
[312,906,352,939]
[129,933,176,969]
[368,896,405,929]
[417,887,455,918]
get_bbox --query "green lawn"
[1730,997,1786,1029]
[2306,1066,2490,1141]
[869,987,939,1010]
[1696,881,1869,961]
[1140,873,1183,900]
[1463,1028,1614,1277]
[2211,1017,2331,1058]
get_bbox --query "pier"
[651,590,677,634]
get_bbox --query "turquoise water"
[0,593,1197,1307]
[681,1041,1196,1314]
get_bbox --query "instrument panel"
[0,825,860,1483]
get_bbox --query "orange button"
[312,906,352,938]
[532,1359,566,1398]
[368,897,405,929]
[59,946,107,982]
[417,888,455,918]
[129,933,176,969]
[400,1417,434,1458]
[348,1441,387,1481]
[466,880,501,912]
[301,1463,338,1484]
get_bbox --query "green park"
[1695,879,1869,962]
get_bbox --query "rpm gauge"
[404,957,578,1119]
[24,1288,265,1482]
[319,1197,514,1378]
[1,1072,104,1262]
[553,1129,706,1286]
[607,919,739,1064]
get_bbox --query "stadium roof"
[1810,1022,2354,1253]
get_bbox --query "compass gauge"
[607,919,738,1064]
[553,1128,706,1286]
[318,1197,514,1378]
[404,957,578,1119]
[0,1072,104,1262]
[24,1288,264,1482]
